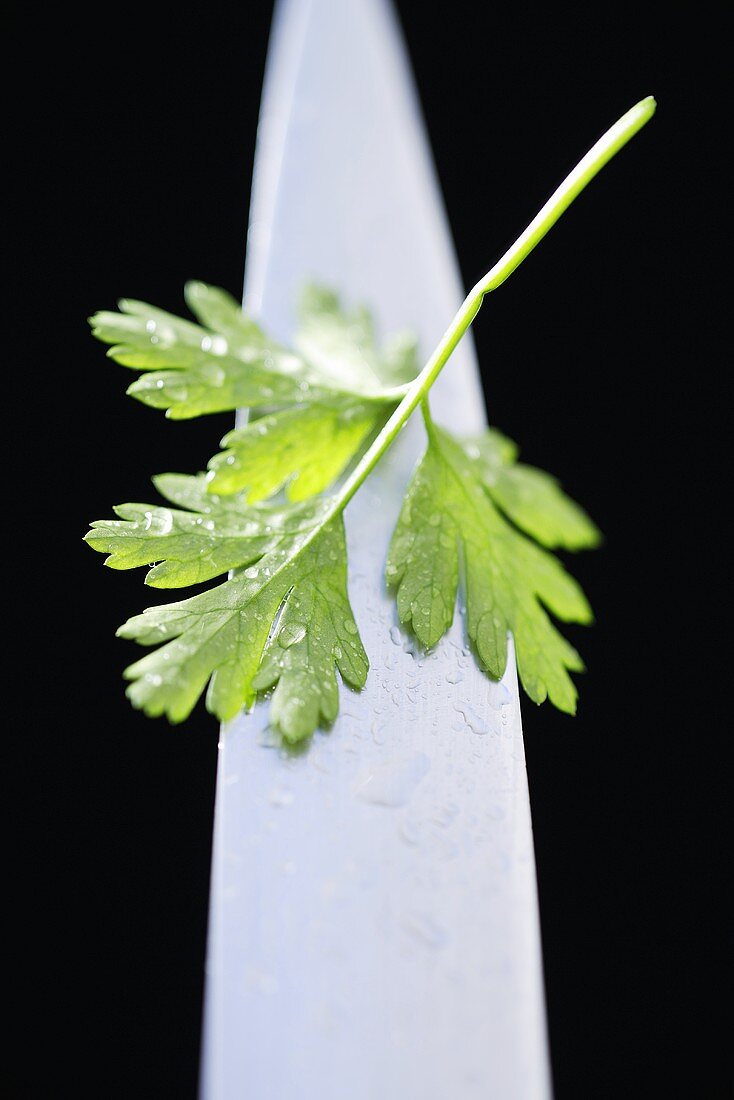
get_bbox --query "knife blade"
[200,1,551,1096]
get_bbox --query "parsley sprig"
[86,97,654,741]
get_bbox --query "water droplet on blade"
[401,911,449,949]
[352,752,430,808]
[268,786,294,807]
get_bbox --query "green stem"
[332,95,655,518]
[477,95,656,293]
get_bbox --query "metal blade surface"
[201,2,551,1096]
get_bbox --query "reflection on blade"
[201,1,551,1097]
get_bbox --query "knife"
[200,1,551,1096]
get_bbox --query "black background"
[9,2,728,1097]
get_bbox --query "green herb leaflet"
[86,97,654,742]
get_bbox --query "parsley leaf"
[89,282,413,421]
[202,287,419,499]
[386,410,593,714]
[85,473,319,587]
[250,533,370,737]
[295,286,419,390]
[86,474,367,740]
[463,429,601,550]
[89,285,315,419]
[85,283,415,735]
[207,399,388,499]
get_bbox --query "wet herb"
[86,97,654,740]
